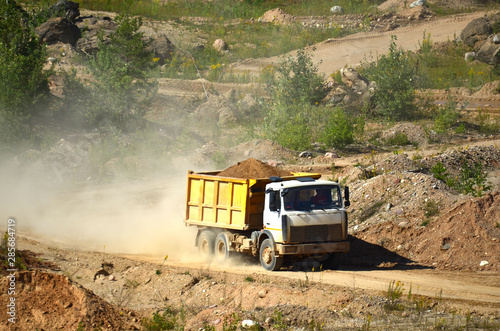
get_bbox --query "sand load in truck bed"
[217,158,292,179]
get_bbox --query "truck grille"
[289,224,343,243]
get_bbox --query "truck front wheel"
[198,231,216,261]
[259,239,283,271]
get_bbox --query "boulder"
[476,34,500,65]
[460,16,493,48]
[36,17,81,46]
[213,39,228,53]
[47,0,80,22]
[330,6,344,14]
[75,16,117,54]
[192,93,238,125]
[339,67,376,108]
[147,34,176,65]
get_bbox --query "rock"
[265,317,274,324]
[409,0,426,8]
[480,260,489,267]
[325,152,339,159]
[108,275,116,281]
[36,17,81,46]
[494,35,500,44]
[213,39,228,53]
[192,93,238,125]
[242,320,257,328]
[299,151,313,158]
[460,16,493,48]
[441,243,451,250]
[464,52,476,62]
[385,203,392,212]
[330,6,344,14]
[340,68,376,108]
[258,289,267,298]
[75,15,117,54]
[47,0,80,22]
[213,319,221,325]
[147,34,175,65]
[398,221,408,227]
[476,35,500,65]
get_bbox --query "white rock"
[242,320,256,328]
[464,52,476,62]
[330,6,343,14]
[479,260,489,267]
[410,0,426,8]
[213,39,228,53]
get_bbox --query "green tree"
[267,48,330,106]
[362,36,417,121]
[0,0,50,146]
[84,9,158,129]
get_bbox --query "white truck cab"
[259,177,350,270]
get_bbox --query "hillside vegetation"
[1,0,499,178]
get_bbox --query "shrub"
[267,48,330,106]
[433,98,461,133]
[456,161,491,197]
[0,0,51,145]
[361,36,417,121]
[263,101,313,150]
[84,8,158,129]
[319,107,363,148]
[385,132,412,146]
[142,308,179,330]
[430,161,449,182]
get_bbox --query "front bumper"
[276,241,350,256]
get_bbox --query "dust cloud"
[0,161,200,261]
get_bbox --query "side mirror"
[344,186,350,208]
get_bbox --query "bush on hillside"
[361,36,417,121]
[0,0,51,147]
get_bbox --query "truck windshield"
[282,185,341,211]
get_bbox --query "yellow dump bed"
[185,171,321,231]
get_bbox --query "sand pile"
[0,270,135,330]
[260,8,296,24]
[356,192,500,270]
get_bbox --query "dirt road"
[232,12,487,76]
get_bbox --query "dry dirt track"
[232,11,488,76]
[121,254,500,306]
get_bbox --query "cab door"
[263,189,283,242]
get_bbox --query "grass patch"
[77,0,385,19]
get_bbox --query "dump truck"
[184,170,350,271]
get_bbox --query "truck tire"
[259,238,283,271]
[214,233,230,264]
[198,231,216,261]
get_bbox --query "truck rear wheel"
[198,231,216,261]
[259,239,283,271]
[214,233,230,264]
